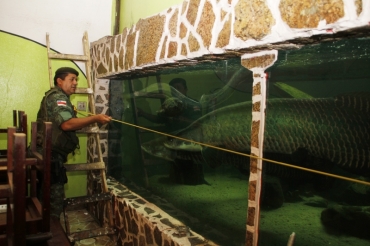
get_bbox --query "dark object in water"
[321,204,370,239]
[261,175,284,209]
[143,93,370,175]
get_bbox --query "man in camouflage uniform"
[137,78,204,185]
[37,67,112,219]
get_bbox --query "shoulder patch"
[57,100,67,106]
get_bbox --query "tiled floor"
[60,208,116,246]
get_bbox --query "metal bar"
[64,193,111,207]
[63,210,71,236]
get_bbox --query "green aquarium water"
[108,37,370,246]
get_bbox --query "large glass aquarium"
[108,37,370,246]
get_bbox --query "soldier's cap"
[55,67,79,76]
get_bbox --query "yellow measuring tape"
[77,110,370,186]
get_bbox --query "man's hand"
[95,114,112,124]
[61,114,112,131]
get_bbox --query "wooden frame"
[0,122,52,245]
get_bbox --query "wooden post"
[6,127,16,245]
[241,50,278,246]
[113,0,121,35]
[13,133,27,246]
[42,122,52,232]
[7,127,16,173]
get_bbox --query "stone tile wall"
[108,177,218,246]
[91,0,368,79]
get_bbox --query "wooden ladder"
[46,31,115,243]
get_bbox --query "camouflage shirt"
[37,86,79,157]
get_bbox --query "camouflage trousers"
[50,183,65,219]
[34,151,67,220]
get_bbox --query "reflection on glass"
[260,38,370,246]
[109,37,370,246]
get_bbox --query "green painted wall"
[0,32,89,197]
[1,0,189,197]
[120,0,184,29]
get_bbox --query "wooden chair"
[0,110,27,158]
[0,122,52,245]
[0,110,27,239]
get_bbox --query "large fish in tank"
[142,92,370,176]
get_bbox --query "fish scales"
[164,94,370,170]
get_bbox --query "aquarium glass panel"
[259,37,370,246]
[108,36,370,246]
[109,57,253,246]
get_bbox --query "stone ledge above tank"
[91,0,369,79]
